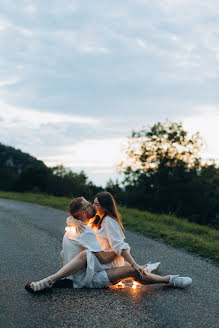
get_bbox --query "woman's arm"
[121,249,138,266]
[104,217,146,276]
[103,217,130,256]
[121,249,145,276]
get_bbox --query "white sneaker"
[144,262,161,273]
[168,275,192,288]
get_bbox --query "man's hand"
[94,251,117,264]
[66,216,85,233]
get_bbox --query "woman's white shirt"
[90,215,130,268]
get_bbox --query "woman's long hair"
[91,191,124,231]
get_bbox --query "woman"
[25,192,192,292]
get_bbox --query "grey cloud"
[0,1,218,140]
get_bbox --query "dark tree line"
[106,122,219,229]
[0,143,102,200]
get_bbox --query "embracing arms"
[93,251,117,264]
[66,216,117,264]
[66,216,146,272]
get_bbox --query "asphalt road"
[0,198,218,328]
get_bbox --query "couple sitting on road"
[25,191,192,293]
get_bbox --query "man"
[25,197,192,293]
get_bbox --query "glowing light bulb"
[65,226,76,233]
[70,226,76,233]
[132,281,138,289]
[117,282,125,289]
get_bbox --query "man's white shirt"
[63,225,104,288]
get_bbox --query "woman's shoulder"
[103,215,116,225]
[102,215,123,231]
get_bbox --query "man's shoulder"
[78,225,103,251]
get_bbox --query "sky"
[0,0,218,186]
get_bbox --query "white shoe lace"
[169,274,179,285]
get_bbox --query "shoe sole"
[165,283,192,289]
[150,263,160,274]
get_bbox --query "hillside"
[0,142,46,174]
[0,142,101,197]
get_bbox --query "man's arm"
[79,229,117,264]
[93,251,117,264]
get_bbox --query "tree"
[105,179,124,205]
[0,142,103,199]
[119,121,218,228]
[15,164,50,192]
[119,121,203,176]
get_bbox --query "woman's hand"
[66,216,85,233]
[132,263,149,279]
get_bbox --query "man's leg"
[26,250,88,293]
[106,266,170,285]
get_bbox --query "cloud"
[0,78,20,87]
[0,17,11,31]
[23,4,37,15]
[42,137,128,186]
[54,29,110,54]
[0,100,100,128]
[53,137,128,168]
[181,104,219,163]
[1,0,218,112]
[0,99,127,185]
[0,99,103,157]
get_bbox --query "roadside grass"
[0,191,70,211]
[0,191,218,264]
[121,207,219,264]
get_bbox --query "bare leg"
[29,249,88,291]
[50,250,87,282]
[107,266,170,285]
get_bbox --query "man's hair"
[69,197,84,216]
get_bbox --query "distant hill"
[0,142,47,174]
[0,142,102,197]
